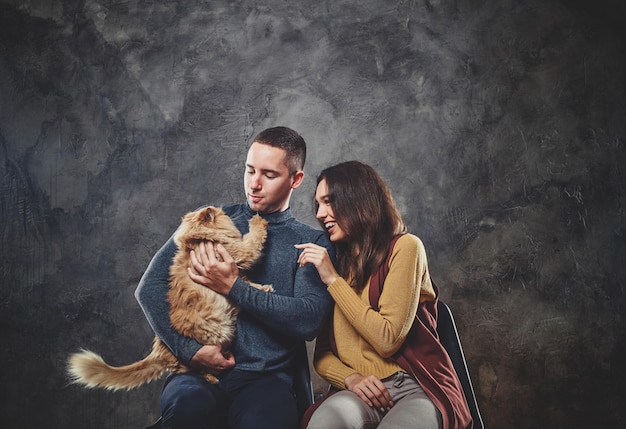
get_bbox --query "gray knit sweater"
[135,203,333,384]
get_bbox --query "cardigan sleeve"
[327,234,434,358]
[312,311,357,390]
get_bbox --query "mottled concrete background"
[1,0,625,428]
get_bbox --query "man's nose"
[249,173,262,189]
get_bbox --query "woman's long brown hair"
[316,161,407,291]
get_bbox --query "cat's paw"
[202,373,219,384]
[250,282,274,293]
[249,214,268,230]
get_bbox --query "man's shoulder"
[286,218,330,243]
[222,203,245,216]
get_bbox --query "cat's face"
[177,206,239,244]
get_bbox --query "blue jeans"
[160,370,298,429]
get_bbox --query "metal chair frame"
[437,300,485,429]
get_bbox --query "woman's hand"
[345,373,394,412]
[294,243,339,286]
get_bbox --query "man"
[135,127,334,429]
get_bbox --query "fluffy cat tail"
[67,348,169,391]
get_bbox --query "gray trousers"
[307,372,442,429]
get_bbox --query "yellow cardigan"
[313,233,436,389]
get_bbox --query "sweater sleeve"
[226,233,334,341]
[134,236,202,365]
[312,312,359,390]
[327,234,432,358]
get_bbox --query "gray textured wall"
[1,0,625,428]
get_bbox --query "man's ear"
[291,170,305,189]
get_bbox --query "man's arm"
[134,236,202,365]
[188,233,334,341]
[230,270,332,340]
[228,234,334,341]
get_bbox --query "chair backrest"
[436,301,485,429]
[293,342,314,418]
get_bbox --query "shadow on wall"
[1,0,625,428]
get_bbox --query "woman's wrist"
[344,372,363,389]
[324,274,339,286]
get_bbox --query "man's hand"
[188,241,239,295]
[189,344,236,374]
[344,373,394,412]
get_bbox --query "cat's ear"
[203,207,216,223]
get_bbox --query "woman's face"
[315,179,348,242]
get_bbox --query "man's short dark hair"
[252,126,306,174]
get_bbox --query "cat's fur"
[67,206,270,390]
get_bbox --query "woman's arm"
[312,314,356,390]
[313,309,395,411]
[328,234,429,357]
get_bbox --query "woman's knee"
[307,391,379,429]
[379,394,441,429]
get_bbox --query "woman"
[295,161,472,429]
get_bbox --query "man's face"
[244,142,304,214]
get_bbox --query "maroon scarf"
[368,235,473,429]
